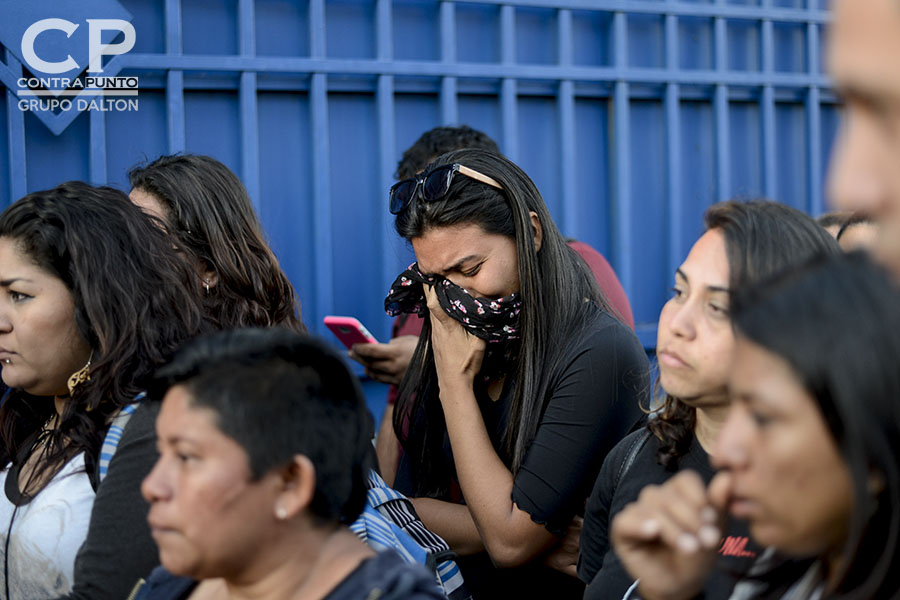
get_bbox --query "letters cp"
[21,18,135,74]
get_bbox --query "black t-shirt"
[395,305,649,599]
[579,428,761,600]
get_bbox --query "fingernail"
[699,525,721,549]
[677,533,699,554]
[701,506,718,523]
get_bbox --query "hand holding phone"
[323,316,379,349]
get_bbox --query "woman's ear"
[272,454,316,521]
[529,211,543,252]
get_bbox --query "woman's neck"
[207,527,373,600]
[693,395,730,455]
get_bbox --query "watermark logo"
[0,0,138,129]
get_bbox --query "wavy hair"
[731,252,900,598]
[129,154,304,332]
[649,200,839,469]
[0,182,205,490]
[392,148,609,495]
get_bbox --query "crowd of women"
[2,6,900,592]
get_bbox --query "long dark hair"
[393,148,607,495]
[731,252,900,599]
[0,182,205,491]
[129,154,305,332]
[650,200,839,468]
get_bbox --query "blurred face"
[838,222,879,252]
[412,223,521,299]
[827,0,900,274]
[656,229,733,405]
[714,337,854,557]
[0,237,90,397]
[129,188,169,225]
[142,385,283,579]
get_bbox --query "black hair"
[650,200,840,469]
[393,147,610,495]
[731,252,900,598]
[395,125,501,180]
[129,154,305,332]
[149,328,371,525]
[0,182,205,490]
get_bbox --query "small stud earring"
[204,280,210,295]
[275,506,287,520]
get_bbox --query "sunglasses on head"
[389,163,503,215]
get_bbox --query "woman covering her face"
[611,252,900,599]
[0,182,204,599]
[128,154,305,332]
[133,328,444,600]
[385,148,650,598]
[579,201,840,599]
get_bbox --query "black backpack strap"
[612,428,653,496]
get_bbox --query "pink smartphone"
[323,316,379,349]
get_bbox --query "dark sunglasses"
[389,163,503,215]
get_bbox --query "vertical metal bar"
[762,18,776,199]
[376,0,397,295]
[239,0,260,211]
[614,11,627,73]
[89,110,107,186]
[807,86,822,214]
[308,0,332,330]
[614,80,633,300]
[166,0,185,152]
[665,13,678,71]
[665,83,682,279]
[714,16,729,201]
[558,9,576,236]
[440,2,457,125]
[500,5,517,160]
[310,73,333,331]
[5,51,27,202]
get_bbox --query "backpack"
[351,470,471,600]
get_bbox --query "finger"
[707,471,733,514]
[629,486,706,554]
[658,472,712,536]
[350,342,391,359]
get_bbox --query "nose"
[827,112,887,217]
[711,404,750,471]
[666,298,697,341]
[0,303,12,334]
[141,455,172,503]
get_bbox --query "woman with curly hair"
[578,200,839,599]
[0,182,205,599]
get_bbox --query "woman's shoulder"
[326,550,445,600]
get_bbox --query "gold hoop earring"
[67,352,93,396]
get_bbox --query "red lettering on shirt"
[718,536,757,558]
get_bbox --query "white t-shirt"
[0,453,95,599]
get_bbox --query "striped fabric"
[98,393,144,482]
[351,470,470,600]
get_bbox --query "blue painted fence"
[0,0,838,414]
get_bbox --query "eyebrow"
[675,268,729,294]
[0,278,32,287]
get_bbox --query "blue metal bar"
[441,78,458,125]
[239,0,260,211]
[559,8,573,67]
[5,51,26,203]
[807,85,823,214]
[440,2,457,124]
[665,82,682,279]
[501,5,517,160]
[665,13,678,71]
[559,79,577,236]
[614,11,627,71]
[89,109,107,186]
[310,71,333,334]
[310,0,326,58]
[714,84,730,202]
[376,0,393,61]
[762,18,777,199]
[473,0,829,23]
[377,74,397,295]
[165,0,184,153]
[614,80,633,300]
[119,53,832,88]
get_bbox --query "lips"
[657,348,689,369]
[0,348,16,362]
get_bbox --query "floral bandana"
[385,263,522,342]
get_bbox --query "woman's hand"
[610,470,732,600]
[424,285,486,390]
[542,515,583,578]
[349,335,418,385]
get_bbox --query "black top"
[395,306,649,599]
[132,550,447,600]
[57,401,162,600]
[579,428,762,600]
